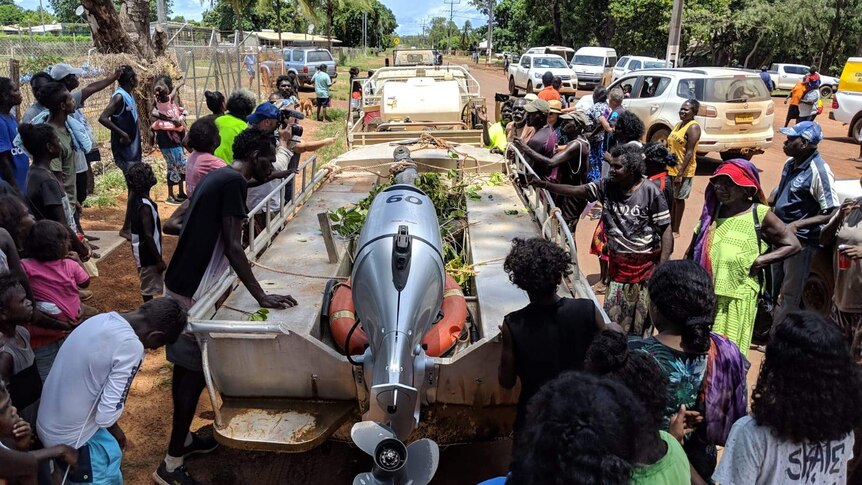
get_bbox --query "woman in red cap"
[687,159,800,355]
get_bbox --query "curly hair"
[684,98,701,116]
[586,331,669,430]
[647,260,716,353]
[0,195,31,245]
[503,238,572,297]
[0,272,24,311]
[126,162,157,195]
[118,65,136,86]
[232,127,275,162]
[608,144,645,179]
[154,74,174,91]
[751,311,862,443]
[226,88,257,119]
[187,115,220,153]
[204,90,225,115]
[19,123,58,159]
[25,220,69,262]
[509,372,642,485]
[0,77,14,103]
[593,86,609,104]
[643,142,677,168]
[275,75,292,88]
[139,297,187,345]
[36,82,69,111]
[29,71,52,91]
[614,111,645,144]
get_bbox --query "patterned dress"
[705,204,769,355]
[585,101,610,182]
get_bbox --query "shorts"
[316,97,331,108]
[786,104,800,121]
[138,265,164,296]
[160,146,187,184]
[59,427,123,485]
[165,289,202,372]
[672,176,693,200]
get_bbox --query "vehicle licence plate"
[736,114,754,124]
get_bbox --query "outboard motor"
[349,150,443,485]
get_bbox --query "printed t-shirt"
[834,198,862,312]
[25,166,65,220]
[165,166,248,298]
[311,71,332,98]
[48,126,76,203]
[712,415,854,485]
[631,431,691,484]
[213,114,247,164]
[586,178,670,282]
[22,257,89,331]
[185,151,225,197]
[0,113,29,190]
[667,120,699,178]
[37,312,145,448]
[773,153,838,244]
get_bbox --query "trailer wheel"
[819,85,833,98]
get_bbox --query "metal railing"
[187,154,327,321]
[506,145,611,324]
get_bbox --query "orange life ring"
[329,275,468,358]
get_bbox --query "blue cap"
[247,103,280,124]
[779,121,822,144]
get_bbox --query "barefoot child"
[20,220,89,380]
[0,274,41,426]
[127,163,165,302]
[151,76,187,204]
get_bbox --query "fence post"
[9,59,19,122]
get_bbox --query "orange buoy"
[328,275,468,357]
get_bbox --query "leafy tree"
[295,0,372,50]
[331,0,396,48]
[0,4,23,24]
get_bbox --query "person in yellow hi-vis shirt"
[666,98,702,237]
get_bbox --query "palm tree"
[295,0,372,50]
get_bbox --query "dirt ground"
[81,64,860,484]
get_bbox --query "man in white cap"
[49,64,123,239]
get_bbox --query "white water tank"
[380,78,462,123]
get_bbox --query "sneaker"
[165,196,180,206]
[180,433,218,458]
[153,463,202,485]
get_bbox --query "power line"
[444,0,459,52]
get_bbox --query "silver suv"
[283,48,338,85]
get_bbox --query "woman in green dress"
[687,159,800,355]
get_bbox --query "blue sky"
[12,0,485,35]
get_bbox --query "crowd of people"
[0,61,339,484]
[480,67,862,484]
[0,55,858,485]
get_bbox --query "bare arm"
[599,114,613,133]
[529,175,592,199]
[294,137,336,154]
[0,151,15,187]
[98,94,130,143]
[498,321,516,389]
[752,211,801,273]
[786,207,837,233]
[0,352,12,384]
[675,124,701,180]
[822,199,857,246]
[515,137,583,169]
[221,215,297,309]
[80,68,121,104]
[163,199,190,236]
[660,224,673,264]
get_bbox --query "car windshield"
[644,61,666,69]
[534,57,568,68]
[676,77,771,102]
[307,51,331,62]
[573,55,604,66]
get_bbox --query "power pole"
[445,0,459,53]
[363,11,368,52]
[665,0,683,67]
[486,0,494,63]
[156,0,167,24]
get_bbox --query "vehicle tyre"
[720,151,754,161]
[819,85,833,98]
[649,126,670,144]
[850,115,862,141]
[802,249,834,316]
[508,77,518,95]
[527,81,533,93]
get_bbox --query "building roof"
[3,23,63,33]
[253,31,341,45]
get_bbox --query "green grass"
[84,167,127,208]
[316,108,347,163]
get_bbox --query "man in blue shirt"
[771,121,838,322]
[310,64,334,122]
[759,66,774,93]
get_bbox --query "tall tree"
[295,0,372,50]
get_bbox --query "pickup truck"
[768,63,839,97]
[508,54,578,95]
[283,48,338,85]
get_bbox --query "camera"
[291,124,303,138]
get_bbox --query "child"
[0,380,77,484]
[127,163,165,302]
[0,274,41,426]
[21,220,89,380]
[151,76,188,204]
[802,65,821,92]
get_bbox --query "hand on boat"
[257,293,298,309]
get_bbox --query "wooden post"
[9,59,19,122]
[317,212,339,264]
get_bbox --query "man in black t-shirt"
[155,128,297,485]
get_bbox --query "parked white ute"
[508,54,578,95]
[612,56,666,82]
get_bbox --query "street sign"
[393,37,400,46]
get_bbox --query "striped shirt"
[774,153,838,244]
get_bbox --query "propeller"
[351,422,440,485]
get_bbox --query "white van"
[570,47,617,89]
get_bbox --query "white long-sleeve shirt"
[37,312,144,447]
